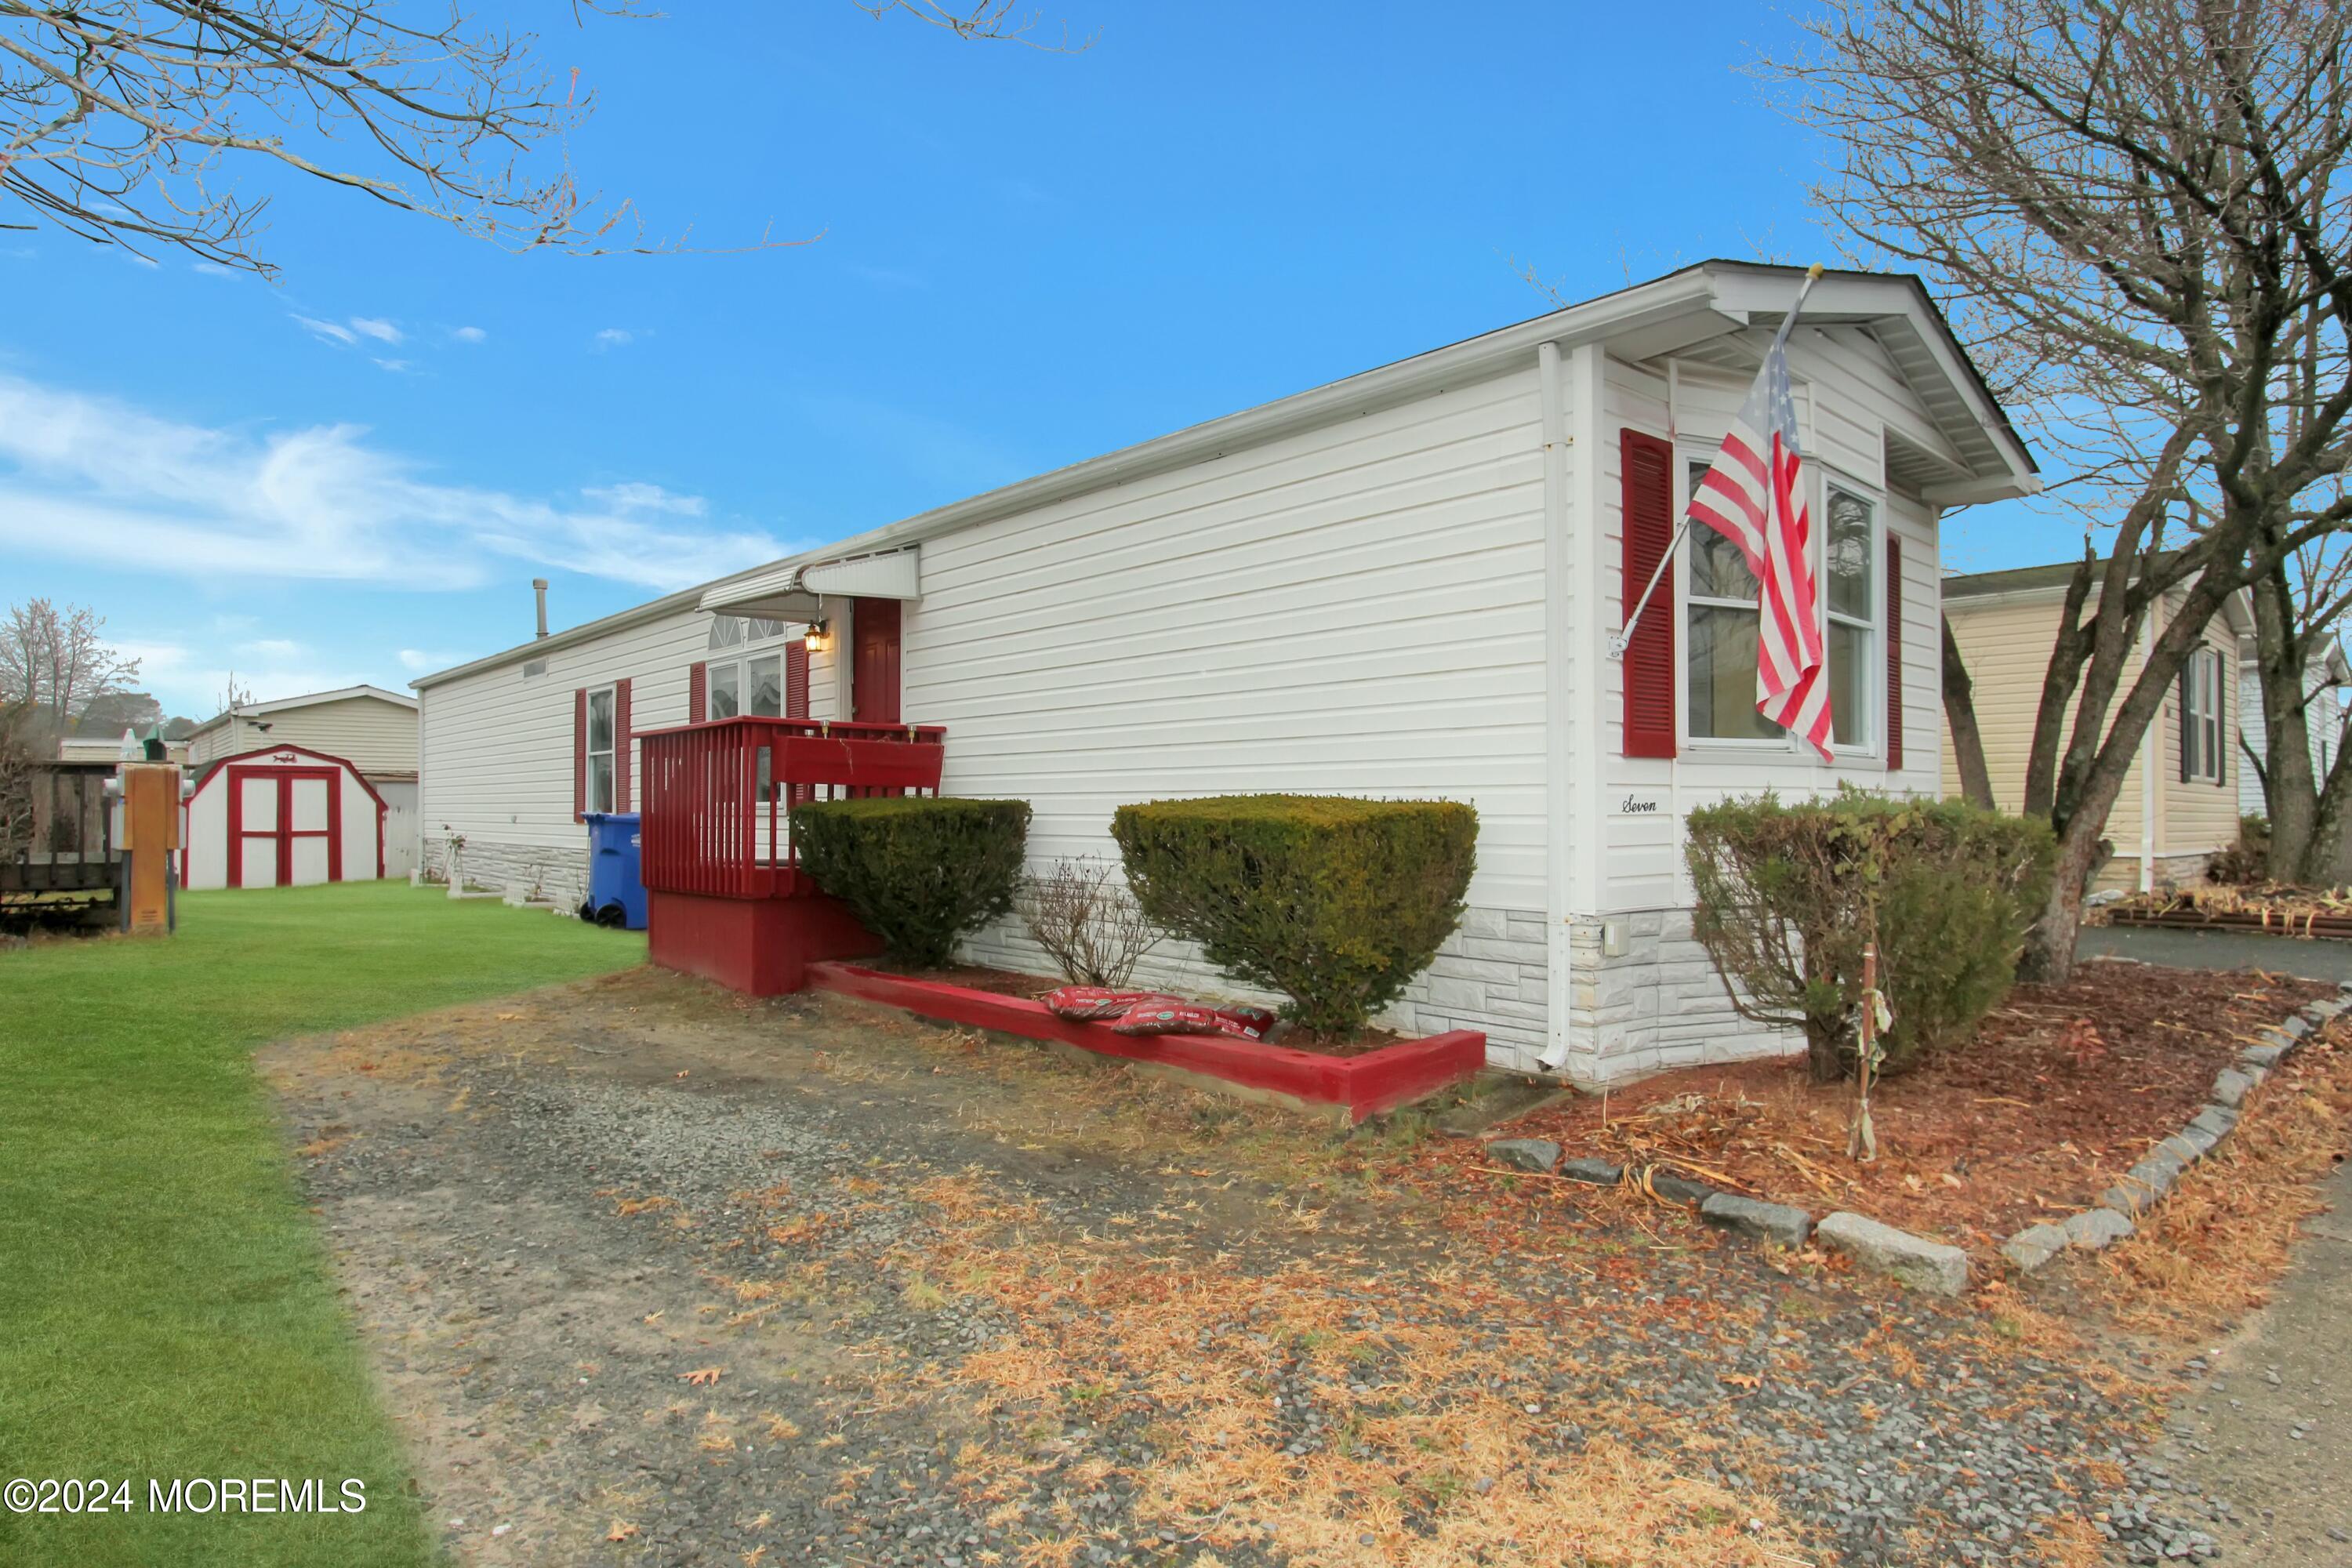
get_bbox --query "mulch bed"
[867,959,1060,1000]
[865,960,1404,1056]
[1454,960,2332,1254]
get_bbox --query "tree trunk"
[2251,571,2318,879]
[1941,614,1996,809]
[2020,816,2109,982]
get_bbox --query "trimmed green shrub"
[1109,794,1478,1036]
[1685,789,2054,1082]
[789,796,1032,967]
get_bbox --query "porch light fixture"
[804,617,832,652]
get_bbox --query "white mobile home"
[415,261,2036,1083]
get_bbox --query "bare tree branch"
[0,0,1073,276]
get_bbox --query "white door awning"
[700,547,920,620]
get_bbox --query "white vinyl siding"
[905,364,1550,916]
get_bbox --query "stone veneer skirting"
[425,837,1798,1088]
[423,837,590,913]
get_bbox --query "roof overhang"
[699,546,922,620]
[419,261,2036,691]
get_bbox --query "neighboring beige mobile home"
[1940,564,2249,891]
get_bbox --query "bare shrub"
[1018,857,1161,988]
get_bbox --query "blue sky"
[0,0,2059,721]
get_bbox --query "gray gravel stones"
[2001,1223,2071,1272]
[2238,1040,2289,1069]
[1817,1210,1971,1296]
[2063,1207,2136,1250]
[1485,1138,1559,1173]
[1698,1192,1812,1248]
[1555,1156,1622,1185]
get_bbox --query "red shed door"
[851,597,902,724]
[227,765,343,887]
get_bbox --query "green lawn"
[0,882,643,1567]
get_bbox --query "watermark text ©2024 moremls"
[5,1476,368,1515]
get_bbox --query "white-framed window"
[1824,484,1879,753]
[1685,459,1784,742]
[1682,456,1885,753]
[2183,646,2225,782]
[586,686,616,811]
[705,616,793,719]
[707,652,782,718]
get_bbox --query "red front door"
[851,597,902,724]
[226,766,343,887]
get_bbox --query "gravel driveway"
[263,967,2240,1568]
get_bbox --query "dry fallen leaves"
[683,1366,724,1387]
[605,1519,639,1541]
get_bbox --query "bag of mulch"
[1109,1001,1269,1042]
[1044,985,1184,1022]
[1210,1003,1278,1034]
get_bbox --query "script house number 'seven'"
[1617,793,1664,817]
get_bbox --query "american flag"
[1685,328,1834,761]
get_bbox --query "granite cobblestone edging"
[1483,1142,1972,1296]
[2000,982,2350,1275]
[1483,981,2352,1294]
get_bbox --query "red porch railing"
[637,717,946,900]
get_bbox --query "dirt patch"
[262,965,2212,1566]
[1458,963,2330,1253]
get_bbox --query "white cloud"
[0,371,795,593]
[350,318,402,344]
[294,315,358,347]
[583,481,706,517]
[191,261,241,279]
[371,358,412,374]
[593,328,635,350]
[450,325,488,343]
[117,638,383,721]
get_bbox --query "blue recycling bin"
[581,811,646,930]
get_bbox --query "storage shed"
[181,745,387,891]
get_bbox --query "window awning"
[699,547,920,621]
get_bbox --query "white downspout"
[1537,339,1574,1073]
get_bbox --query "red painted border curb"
[806,962,1485,1123]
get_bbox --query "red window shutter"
[1885,535,1904,770]
[572,688,588,821]
[786,640,810,718]
[613,677,633,812]
[688,661,706,723]
[1620,429,1677,758]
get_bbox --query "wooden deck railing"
[637,717,946,899]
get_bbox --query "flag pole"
[1606,263,1826,662]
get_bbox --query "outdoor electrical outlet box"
[1602,920,1627,958]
